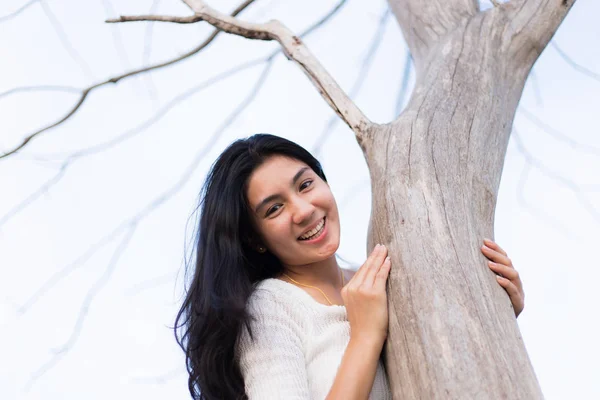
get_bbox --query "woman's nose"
[292,198,315,225]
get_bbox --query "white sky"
[0,0,599,399]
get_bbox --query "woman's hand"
[481,238,525,317]
[342,244,391,347]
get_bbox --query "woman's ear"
[243,235,267,254]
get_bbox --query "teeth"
[299,218,325,240]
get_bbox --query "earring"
[257,246,266,253]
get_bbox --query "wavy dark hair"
[174,134,327,399]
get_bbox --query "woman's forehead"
[247,156,310,197]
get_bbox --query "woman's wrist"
[348,334,386,354]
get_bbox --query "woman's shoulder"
[249,278,303,308]
[247,278,298,308]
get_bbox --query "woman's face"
[246,155,341,267]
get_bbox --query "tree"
[103,1,574,398]
[1,0,589,398]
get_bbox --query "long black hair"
[174,134,327,399]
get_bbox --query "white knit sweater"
[235,278,393,399]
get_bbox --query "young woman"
[174,134,525,400]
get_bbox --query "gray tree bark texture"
[356,1,576,398]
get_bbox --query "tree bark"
[358,1,576,398]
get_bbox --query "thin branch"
[40,0,95,81]
[142,0,163,103]
[551,41,600,83]
[285,0,347,38]
[0,166,67,230]
[0,0,257,160]
[111,0,370,138]
[143,0,162,64]
[124,271,177,296]
[312,8,391,156]
[2,0,348,230]
[527,70,543,107]
[0,85,80,100]
[0,0,39,23]
[514,161,579,240]
[24,224,138,391]
[107,14,203,23]
[518,107,600,157]
[1,58,266,232]
[512,129,600,225]
[101,0,136,87]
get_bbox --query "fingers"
[488,261,519,281]
[483,238,507,256]
[481,242,513,268]
[349,244,389,288]
[350,244,384,287]
[364,245,388,287]
[496,275,524,316]
[374,256,391,291]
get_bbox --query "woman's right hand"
[341,244,391,347]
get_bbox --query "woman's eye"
[266,204,281,216]
[300,180,313,191]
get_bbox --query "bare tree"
[102,0,575,398]
[0,0,583,398]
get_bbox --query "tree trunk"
[358,1,576,398]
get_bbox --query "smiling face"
[246,155,341,267]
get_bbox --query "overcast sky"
[1,0,599,399]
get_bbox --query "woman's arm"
[326,244,392,399]
[325,337,384,400]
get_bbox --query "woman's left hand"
[481,238,524,318]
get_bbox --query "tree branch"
[512,128,600,225]
[0,58,266,230]
[110,0,371,140]
[2,0,347,223]
[0,0,39,23]
[387,0,479,72]
[312,8,391,157]
[40,0,95,81]
[518,107,600,157]
[0,0,257,160]
[551,40,600,82]
[503,0,577,64]
[107,14,202,23]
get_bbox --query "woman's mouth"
[298,217,327,242]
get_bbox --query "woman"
[174,134,525,400]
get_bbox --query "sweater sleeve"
[235,289,311,399]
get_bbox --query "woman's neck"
[281,255,343,289]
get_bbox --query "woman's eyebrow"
[291,167,310,186]
[254,167,311,214]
